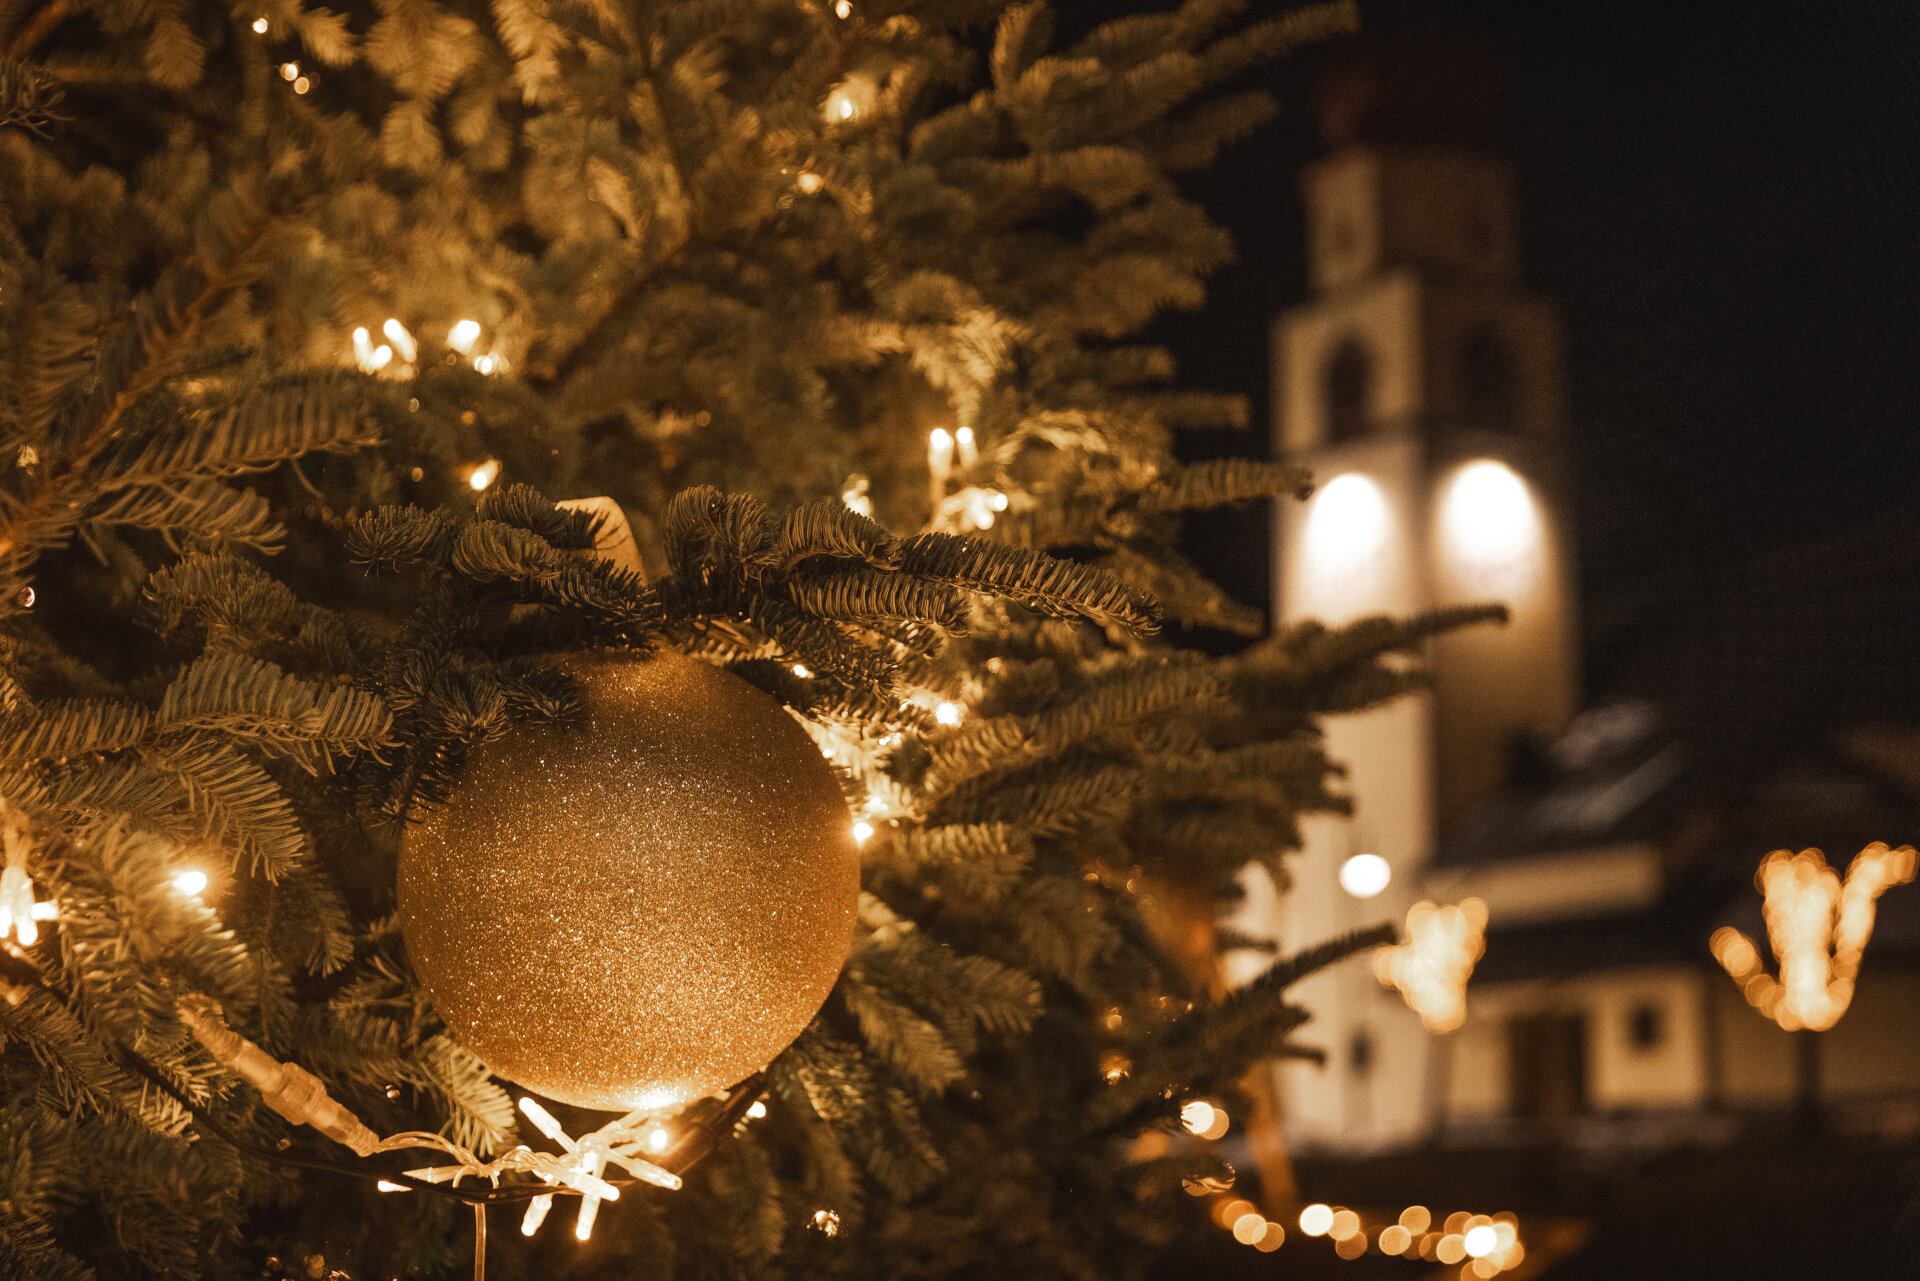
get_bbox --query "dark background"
[1099,0,1920,747]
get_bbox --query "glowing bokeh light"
[1329,1209,1361,1240]
[1298,1203,1333,1236]
[1232,1213,1266,1245]
[1339,852,1392,899]
[1302,473,1390,588]
[173,869,209,897]
[1374,898,1489,1032]
[1464,1224,1499,1258]
[1438,460,1540,591]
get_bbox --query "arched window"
[1321,337,1374,444]
[1458,325,1520,433]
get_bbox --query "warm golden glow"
[1329,1209,1360,1240]
[811,1209,840,1236]
[1232,1212,1266,1245]
[1338,852,1391,899]
[1712,843,1916,1030]
[1254,1222,1283,1252]
[251,17,268,32]
[1437,1234,1467,1265]
[1399,1205,1432,1233]
[1179,1100,1215,1134]
[172,868,209,897]
[934,701,963,726]
[1379,1224,1411,1255]
[1302,472,1390,588]
[467,459,501,492]
[1374,898,1488,1032]
[1464,1224,1499,1257]
[448,318,482,355]
[1299,1203,1333,1236]
[1438,460,1540,593]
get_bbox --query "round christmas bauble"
[398,651,858,1112]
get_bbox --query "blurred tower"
[1264,146,1580,1151]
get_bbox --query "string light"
[1374,898,1488,1032]
[172,869,209,898]
[1464,1224,1499,1257]
[292,76,310,94]
[251,17,268,33]
[851,820,874,846]
[1299,1204,1334,1236]
[1338,852,1391,899]
[746,1101,767,1119]
[280,61,299,81]
[792,664,812,678]
[796,171,824,194]
[1711,843,1915,1030]
[811,1209,840,1236]
[448,318,482,354]
[0,805,54,946]
[473,354,498,375]
[934,701,963,726]
[467,459,501,492]
[834,0,851,16]
[382,318,418,364]
[954,425,977,465]
[841,475,874,518]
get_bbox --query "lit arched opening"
[1458,325,1520,433]
[1321,337,1375,444]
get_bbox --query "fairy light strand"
[1374,898,1488,1033]
[1712,843,1915,1030]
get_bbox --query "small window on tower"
[1322,337,1374,444]
[1458,326,1519,433]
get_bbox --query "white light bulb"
[791,663,812,678]
[252,17,268,33]
[467,459,500,491]
[934,701,962,726]
[851,821,875,845]
[382,318,417,363]
[746,1100,768,1119]
[448,318,482,354]
[1180,1100,1215,1135]
[1339,853,1392,899]
[1464,1225,1499,1258]
[173,869,209,897]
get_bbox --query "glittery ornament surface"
[398,652,858,1112]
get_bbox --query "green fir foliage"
[0,0,1508,1277]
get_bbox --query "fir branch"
[154,654,390,767]
[773,497,899,570]
[344,505,461,573]
[1134,457,1314,512]
[896,534,1160,634]
[0,697,153,765]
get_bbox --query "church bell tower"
[1264,147,1580,1151]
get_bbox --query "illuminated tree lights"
[1711,843,1916,1031]
[1374,898,1489,1032]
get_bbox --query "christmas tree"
[0,0,1491,1276]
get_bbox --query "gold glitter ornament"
[398,651,859,1112]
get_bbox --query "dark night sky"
[1101,0,1920,746]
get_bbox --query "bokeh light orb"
[1339,852,1393,899]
